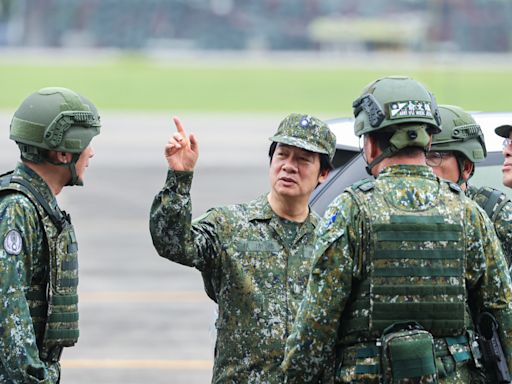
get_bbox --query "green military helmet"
[353,76,441,174]
[431,105,487,163]
[269,113,336,162]
[10,87,100,156]
[353,76,442,139]
[10,87,101,185]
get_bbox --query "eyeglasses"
[503,138,512,149]
[425,151,453,167]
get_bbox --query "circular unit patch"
[3,229,23,255]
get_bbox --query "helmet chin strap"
[66,154,83,186]
[363,125,431,176]
[364,145,399,175]
[47,153,83,186]
[456,156,470,187]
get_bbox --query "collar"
[246,194,318,228]
[247,194,319,247]
[247,194,275,221]
[14,162,58,208]
[378,164,437,181]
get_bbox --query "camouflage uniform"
[0,163,61,383]
[150,171,320,383]
[467,185,512,267]
[428,105,512,269]
[150,113,336,383]
[1,87,99,383]
[282,165,512,383]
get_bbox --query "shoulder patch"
[359,181,375,192]
[3,229,23,255]
[327,212,337,227]
[350,178,375,192]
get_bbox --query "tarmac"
[0,111,285,384]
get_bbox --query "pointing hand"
[164,116,199,171]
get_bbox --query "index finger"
[172,116,190,146]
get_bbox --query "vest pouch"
[41,221,80,360]
[381,322,438,384]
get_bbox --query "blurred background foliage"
[0,0,511,116]
[0,57,510,115]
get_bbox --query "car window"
[310,153,368,216]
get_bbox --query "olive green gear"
[364,124,431,175]
[9,87,101,186]
[431,105,486,163]
[430,105,486,185]
[353,76,442,137]
[353,76,441,175]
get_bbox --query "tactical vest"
[339,179,468,346]
[469,185,510,224]
[0,171,79,362]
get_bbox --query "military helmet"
[269,113,336,162]
[353,76,442,138]
[431,105,486,163]
[10,87,101,159]
[10,87,101,186]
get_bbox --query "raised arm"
[149,116,220,272]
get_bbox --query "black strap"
[482,189,501,218]
[4,174,65,231]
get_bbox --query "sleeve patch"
[3,229,23,255]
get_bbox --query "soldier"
[149,113,336,383]
[427,105,512,266]
[282,76,512,383]
[495,124,512,188]
[0,87,101,383]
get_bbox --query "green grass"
[0,56,510,116]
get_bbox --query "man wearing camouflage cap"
[0,87,100,383]
[149,113,336,383]
[282,76,512,383]
[496,124,512,189]
[428,105,512,267]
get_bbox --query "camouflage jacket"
[467,184,512,267]
[282,165,512,383]
[0,163,60,383]
[149,170,320,384]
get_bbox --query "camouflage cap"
[269,113,336,161]
[495,124,512,138]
